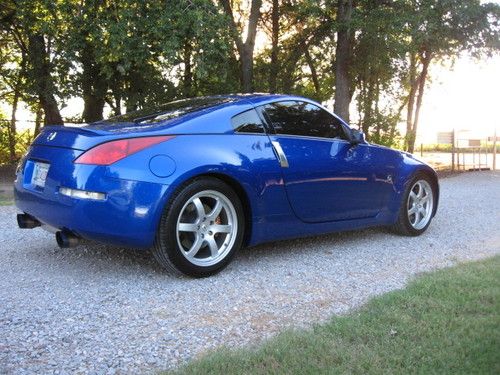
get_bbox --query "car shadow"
[30,239,171,277]
[27,226,390,279]
[238,227,384,260]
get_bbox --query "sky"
[415,54,500,144]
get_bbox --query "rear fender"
[127,134,292,246]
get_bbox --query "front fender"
[390,152,439,218]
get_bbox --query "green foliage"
[170,256,500,374]
[253,0,335,102]
[0,0,499,149]
[0,120,32,165]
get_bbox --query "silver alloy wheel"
[176,190,238,267]
[407,180,434,230]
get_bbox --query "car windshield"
[95,96,236,125]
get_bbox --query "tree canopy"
[0,0,499,162]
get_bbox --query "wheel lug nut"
[208,231,213,235]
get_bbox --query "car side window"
[231,109,265,134]
[262,100,348,140]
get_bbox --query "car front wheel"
[392,174,436,236]
[153,177,244,277]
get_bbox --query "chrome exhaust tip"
[17,213,41,229]
[55,231,80,248]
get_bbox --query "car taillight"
[74,136,174,165]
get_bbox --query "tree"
[350,0,407,146]
[333,0,354,122]
[400,0,500,153]
[61,0,108,123]
[269,0,280,93]
[220,0,263,92]
[167,0,238,97]
[1,0,499,162]
[0,27,27,161]
[1,0,66,125]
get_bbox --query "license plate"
[32,162,50,188]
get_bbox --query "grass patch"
[0,196,13,206]
[171,257,500,375]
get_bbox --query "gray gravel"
[1,171,499,374]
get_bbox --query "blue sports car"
[14,94,439,277]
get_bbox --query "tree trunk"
[220,0,262,93]
[125,67,146,112]
[240,47,254,92]
[405,53,417,151]
[269,0,279,93]
[363,77,374,136]
[282,47,303,92]
[9,90,19,163]
[407,51,432,153]
[27,34,63,125]
[374,80,381,140]
[303,44,320,97]
[8,55,25,163]
[334,0,353,122]
[81,41,107,123]
[183,41,193,97]
[34,105,43,137]
[82,94,105,124]
[242,0,261,92]
[107,67,123,116]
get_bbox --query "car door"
[260,100,395,223]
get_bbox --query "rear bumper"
[14,146,168,248]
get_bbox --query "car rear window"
[231,109,265,134]
[96,96,237,125]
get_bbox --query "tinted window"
[262,101,347,140]
[231,109,265,134]
[96,96,237,125]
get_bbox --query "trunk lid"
[33,125,114,151]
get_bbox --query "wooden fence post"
[493,128,497,171]
[451,129,456,171]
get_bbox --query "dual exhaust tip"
[17,213,41,229]
[55,231,80,248]
[17,213,80,248]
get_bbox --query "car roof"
[217,93,312,105]
[85,93,327,133]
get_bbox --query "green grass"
[0,196,13,205]
[420,144,500,153]
[171,257,500,375]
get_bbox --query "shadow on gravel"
[238,227,384,258]
[13,220,392,279]
[25,227,387,279]
[30,240,170,276]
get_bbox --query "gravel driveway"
[1,171,499,374]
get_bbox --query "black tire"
[392,173,436,236]
[153,177,244,277]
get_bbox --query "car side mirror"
[350,129,366,144]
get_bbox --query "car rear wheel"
[153,177,244,277]
[392,174,436,236]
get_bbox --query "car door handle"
[271,141,289,168]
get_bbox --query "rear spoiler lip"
[33,126,115,151]
[32,125,182,152]
[42,124,108,135]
